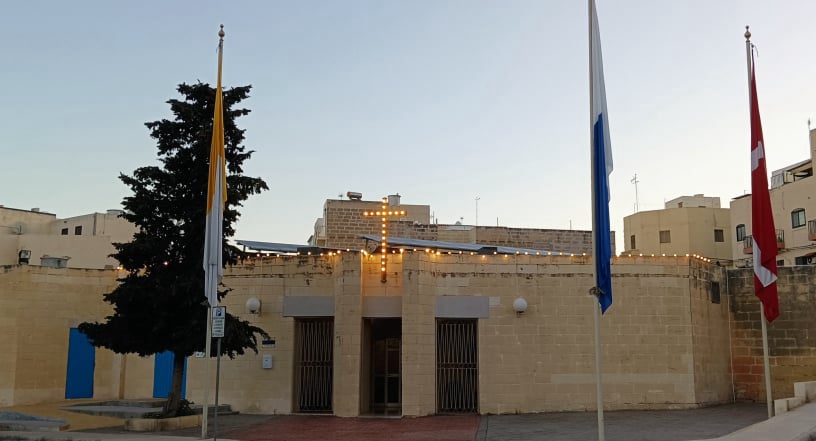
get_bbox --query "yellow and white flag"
[204,31,226,308]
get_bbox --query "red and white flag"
[749,58,779,323]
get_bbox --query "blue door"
[153,351,187,398]
[65,328,95,398]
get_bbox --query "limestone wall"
[0,265,120,405]
[729,266,816,401]
[413,254,725,413]
[320,198,605,254]
[186,254,344,415]
[184,253,729,415]
[0,254,736,415]
[689,261,732,404]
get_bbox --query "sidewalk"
[689,400,816,441]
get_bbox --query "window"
[792,208,806,228]
[74,225,83,235]
[659,230,671,244]
[795,256,813,265]
[710,282,721,304]
[736,224,746,242]
[777,259,785,267]
[61,228,68,235]
[714,229,724,243]
[630,235,636,250]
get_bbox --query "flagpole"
[201,24,226,439]
[744,25,773,420]
[590,0,605,439]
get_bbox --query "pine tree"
[79,82,269,416]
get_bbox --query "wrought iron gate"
[294,318,334,412]
[436,319,478,413]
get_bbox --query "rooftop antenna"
[631,173,640,212]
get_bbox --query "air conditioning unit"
[736,258,752,268]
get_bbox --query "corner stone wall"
[729,265,816,401]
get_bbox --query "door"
[294,318,334,412]
[153,351,187,398]
[367,318,401,415]
[65,328,95,399]
[436,319,478,413]
[371,337,401,414]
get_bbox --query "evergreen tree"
[80,83,269,416]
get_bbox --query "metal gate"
[436,319,478,413]
[294,318,334,412]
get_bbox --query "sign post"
[211,307,225,441]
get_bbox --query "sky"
[2,1,815,253]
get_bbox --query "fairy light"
[363,196,407,283]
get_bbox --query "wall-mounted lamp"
[18,249,31,265]
[513,297,528,316]
[245,297,261,314]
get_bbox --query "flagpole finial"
[219,24,225,39]
[744,25,751,41]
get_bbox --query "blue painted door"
[153,351,187,398]
[65,328,95,398]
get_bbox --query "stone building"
[623,195,732,261]
[730,128,816,267]
[0,206,136,269]
[309,194,609,256]
[0,252,735,414]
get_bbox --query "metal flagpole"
[202,25,225,439]
[744,25,773,420]
[202,310,212,438]
[590,1,605,439]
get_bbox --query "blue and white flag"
[590,0,613,313]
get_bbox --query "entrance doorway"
[294,318,334,413]
[436,319,478,413]
[65,328,94,399]
[362,318,401,415]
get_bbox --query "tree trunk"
[162,352,186,417]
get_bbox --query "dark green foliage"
[79,83,269,416]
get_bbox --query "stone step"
[62,401,235,419]
[0,411,68,431]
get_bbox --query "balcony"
[809,220,816,241]
[743,230,785,254]
[743,236,753,254]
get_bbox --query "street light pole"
[475,196,480,226]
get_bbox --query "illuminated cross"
[363,197,407,283]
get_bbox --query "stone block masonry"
[729,265,816,401]
[321,198,609,254]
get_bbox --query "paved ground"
[475,403,767,441]
[72,403,768,441]
[3,399,795,441]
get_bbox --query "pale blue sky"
[2,1,815,251]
